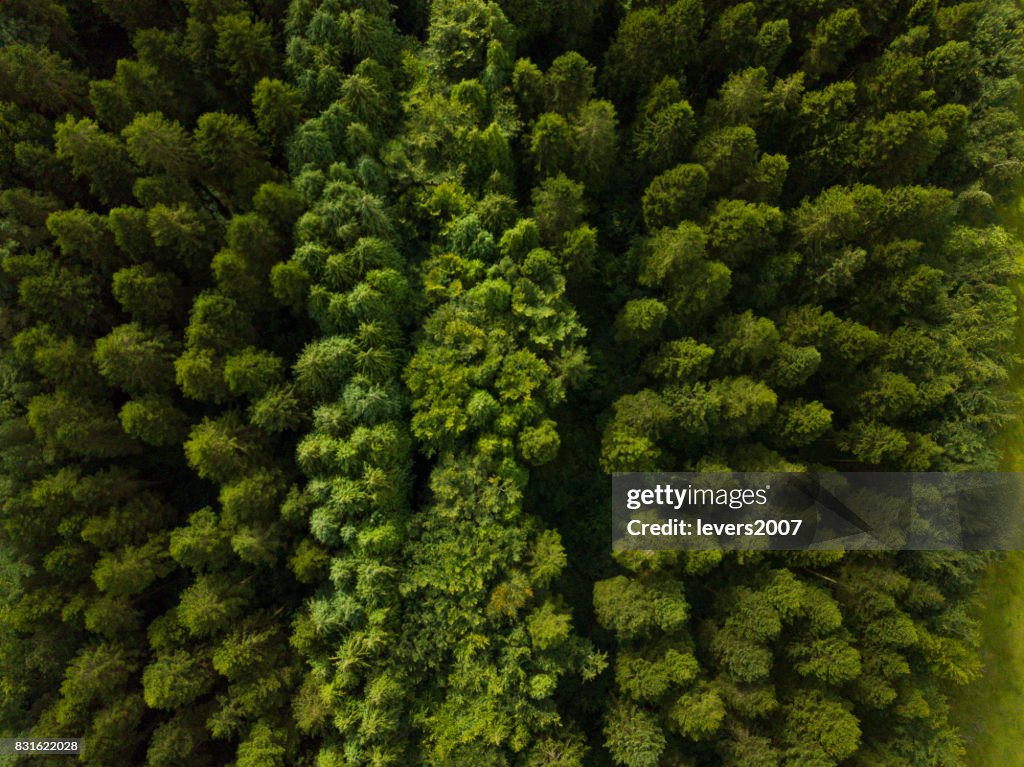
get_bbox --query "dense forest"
[1,0,1023,765]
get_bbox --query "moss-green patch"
[951,551,1024,767]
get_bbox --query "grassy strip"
[950,551,1024,767]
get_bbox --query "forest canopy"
[1,0,1023,766]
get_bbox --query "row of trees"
[1,0,1023,765]
[590,1,1023,764]
[1,2,311,764]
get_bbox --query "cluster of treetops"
[1,0,1023,765]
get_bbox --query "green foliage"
[642,164,708,230]
[603,0,703,103]
[426,0,513,81]
[604,702,666,767]
[805,8,867,79]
